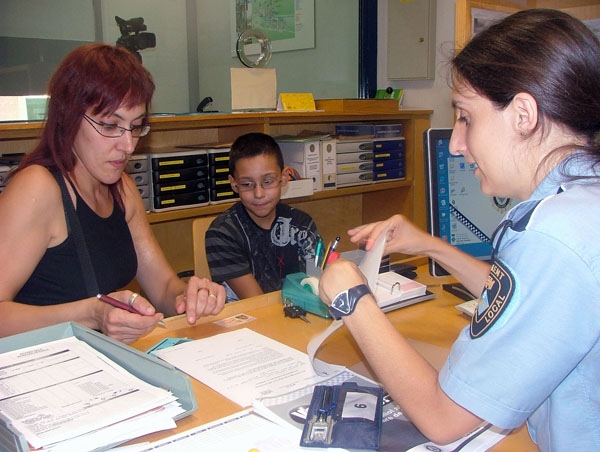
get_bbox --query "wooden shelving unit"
[0,100,432,274]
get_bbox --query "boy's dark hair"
[229,132,284,175]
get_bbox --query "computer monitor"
[424,128,516,278]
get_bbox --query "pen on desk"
[315,237,324,268]
[97,294,166,327]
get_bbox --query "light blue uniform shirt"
[439,155,600,451]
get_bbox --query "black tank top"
[15,179,137,306]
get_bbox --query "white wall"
[100,0,190,114]
[196,0,358,112]
[2,0,454,122]
[378,0,456,128]
[0,0,189,113]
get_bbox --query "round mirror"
[236,28,272,68]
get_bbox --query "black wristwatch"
[329,284,371,320]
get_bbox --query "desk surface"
[130,266,539,451]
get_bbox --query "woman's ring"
[128,292,139,307]
[209,292,217,299]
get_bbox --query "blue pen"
[330,236,340,253]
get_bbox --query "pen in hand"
[97,294,166,327]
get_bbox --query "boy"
[205,132,320,301]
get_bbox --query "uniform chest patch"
[470,260,515,338]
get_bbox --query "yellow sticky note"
[277,93,316,111]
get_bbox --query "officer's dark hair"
[451,9,600,161]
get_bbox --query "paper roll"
[300,276,320,295]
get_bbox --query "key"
[310,386,333,442]
[284,305,311,323]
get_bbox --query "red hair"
[15,43,155,202]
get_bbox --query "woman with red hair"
[0,44,225,343]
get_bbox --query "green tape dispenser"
[282,272,331,319]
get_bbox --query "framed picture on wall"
[471,7,600,39]
[455,1,600,49]
[454,1,519,49]
[471,7,508,36]
[230,0,315,55]
[585,17,600,39]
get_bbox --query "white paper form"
[154,328,336,407]
[358,225,390,291]
[0,336,178,450]
[119,409,318,452]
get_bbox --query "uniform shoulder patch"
[470,260,515,338]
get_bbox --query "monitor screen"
[424,128,516,277]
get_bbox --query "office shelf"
[0,100,432,273]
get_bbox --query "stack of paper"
[0,337,183,452]
[115,409,307,452]
[374,271,429,309]
[356,224,432,311]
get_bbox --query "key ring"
[283,297,294,307]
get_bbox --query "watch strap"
[330,284,371,320]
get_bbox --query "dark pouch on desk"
[300,382,383,450]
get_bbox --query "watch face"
[333,291,351,314]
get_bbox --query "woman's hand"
[175,276,226,324]
[348,214,433,256]
[97,291,164,343]
[319,259,369,306]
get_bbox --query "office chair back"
[192,216,217,279]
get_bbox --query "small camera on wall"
[115,16,156,61]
